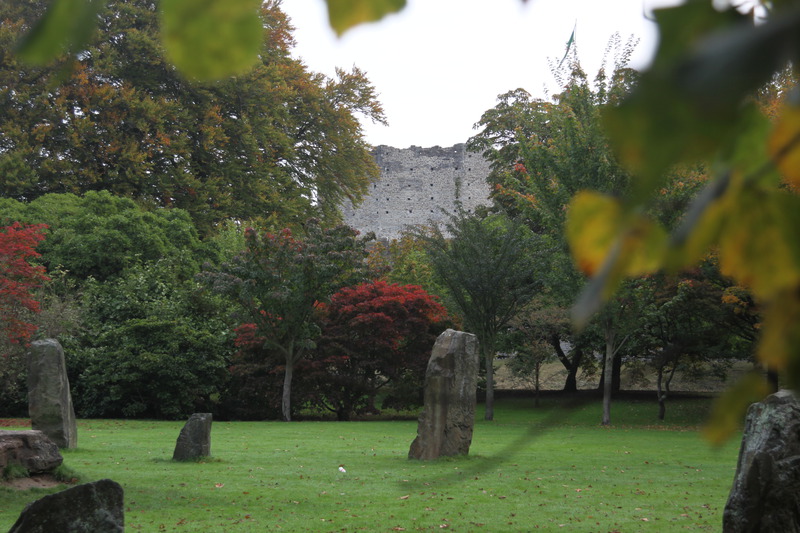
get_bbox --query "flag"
[558,23,577,68]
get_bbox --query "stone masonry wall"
[342,144,492,240]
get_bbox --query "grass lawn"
[0,395,740,532]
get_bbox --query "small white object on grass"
[338,466,346,473]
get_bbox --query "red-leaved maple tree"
[0,222,48,349]
[307,280,449,420]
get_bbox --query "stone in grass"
[0,429,62,475]
[8,478,124,533]
[409,329,479,460]
[27,338,78,449]
[173,413,212,461]
[724,389,800,532]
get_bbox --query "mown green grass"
[0,396,740,532]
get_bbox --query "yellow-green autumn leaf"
[666,173,731,271]
[702,371,771,446]
[160,0,262,81]
[566,192,623,277]
[325,0,406,36]
[718,189,800,299]
[566,191,667,277]
[567,191,668,327]
[768,101,800,189]
[16,0,101,64]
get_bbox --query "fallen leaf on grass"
[399,495,409,500]
[214,483,224,488]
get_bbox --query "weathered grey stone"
[409,329,479,460]
[173,413,212,461]
[343,144,492,240]
[8,478,124,533]
[0,430,62,475]
[27,339,77,449]
[724,389,800,532]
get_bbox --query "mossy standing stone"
[724,389,800,532]
[27,339,77,449]
[409,329,479,460]
[173,413,212,461]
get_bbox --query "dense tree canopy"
[0,222,47,348]
[0,191,208,281]
[308,280,449,420]
[199,220,377,421]
[1,0,385,233]
[413,209,541,421]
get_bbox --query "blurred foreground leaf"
[702,372,771,446]
[160,0,262,81]
[768,99,800,189]
[16,0,103,64]
[567,191,667,326]
[325,0,406,36]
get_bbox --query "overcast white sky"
[281,1,670,149]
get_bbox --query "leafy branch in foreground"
[15,0,406,80]
[565,1,800,443]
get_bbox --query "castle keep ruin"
[343,144,492,240]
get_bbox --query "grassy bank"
[0,396,739,531]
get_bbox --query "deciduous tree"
[308,280,448,420]
[1,0,385,233]
[0,222,48,348]
[413,209,541,421]
[199,220,376,421]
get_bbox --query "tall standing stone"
[723,389,800,532]
[27,339,77,449]
[409,329,479,460]
[173,413,212,461]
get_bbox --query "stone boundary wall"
[342,144,492,240]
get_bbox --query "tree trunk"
[602,320,615,426]
[282,358,294,422]
[552,335,581,393]
[656,366,666,421]
[612,352,622,392]
[484,349,494,421]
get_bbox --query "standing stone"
[409,329,479,460]
[173,413,212,461]
[8,478,124,533]
[0,430,62,474]
[27,339,77,449]
[724,389,800,532]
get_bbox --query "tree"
[468,48,637,398]
[413,209,541,421]
[70,255,233,419]
[0,191,208,282]
[0,222,48,349]
[199,220,376,421]
[626,266,751,421]
[1,1,385,233]
[308,280,449,420]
